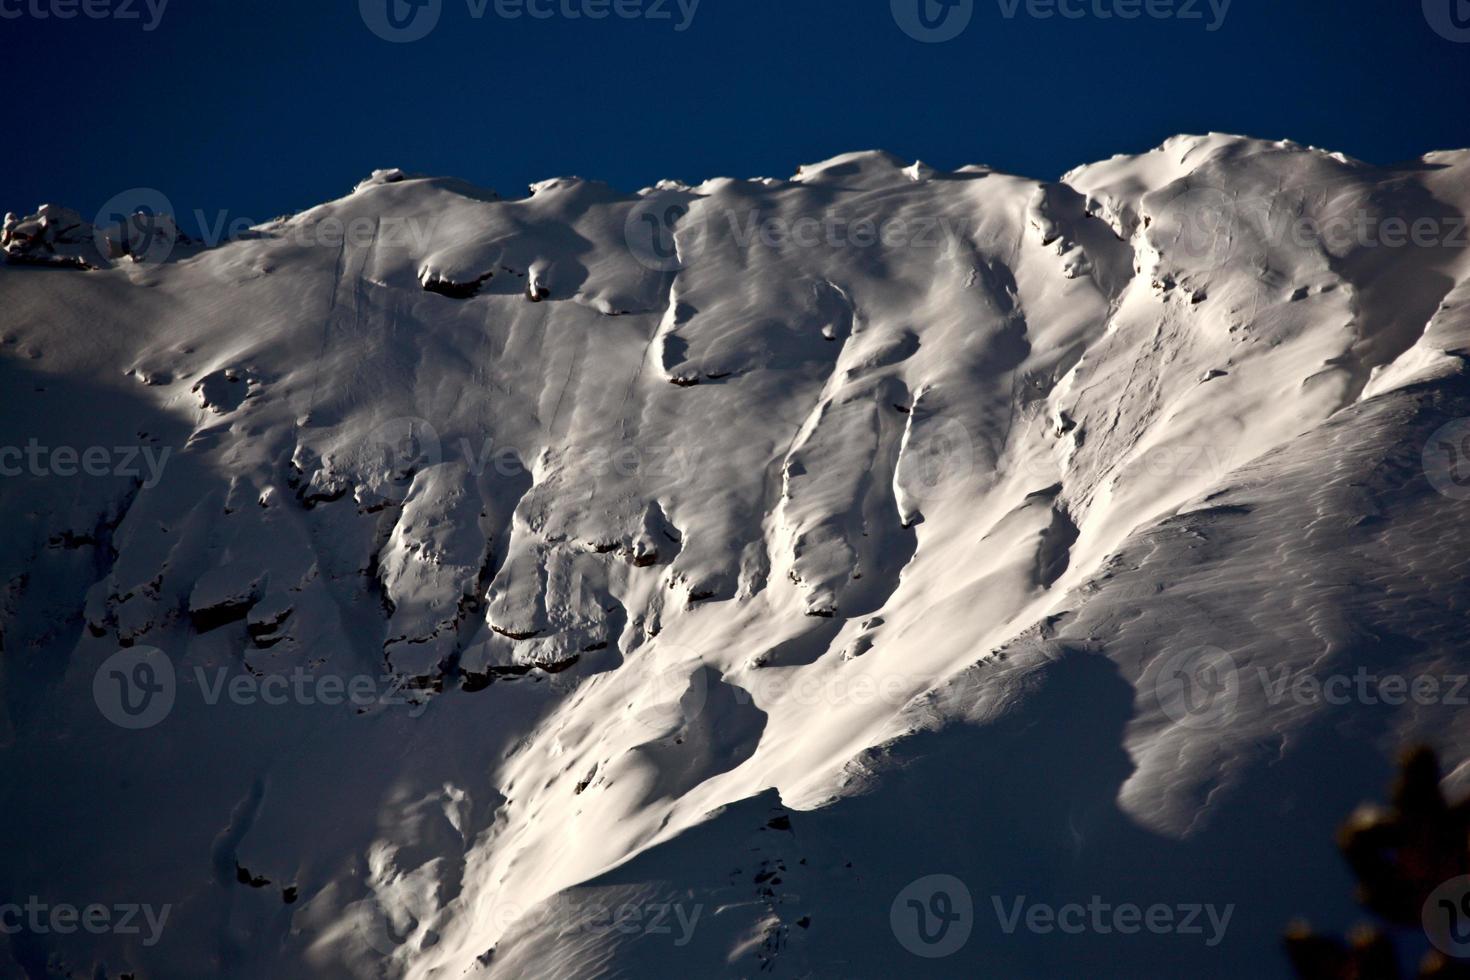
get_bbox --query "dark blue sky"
[5,0,1468,233]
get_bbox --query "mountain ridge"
[3,130,1469,978]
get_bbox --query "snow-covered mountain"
[4,133,1470,978]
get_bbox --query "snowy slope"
[3,134,1470,978]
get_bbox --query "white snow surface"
[3,133,1470,977]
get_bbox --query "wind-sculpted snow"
[2,134,1470,977]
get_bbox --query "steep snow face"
[3,134,1470,978]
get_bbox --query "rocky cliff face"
[3,134,1470,978]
